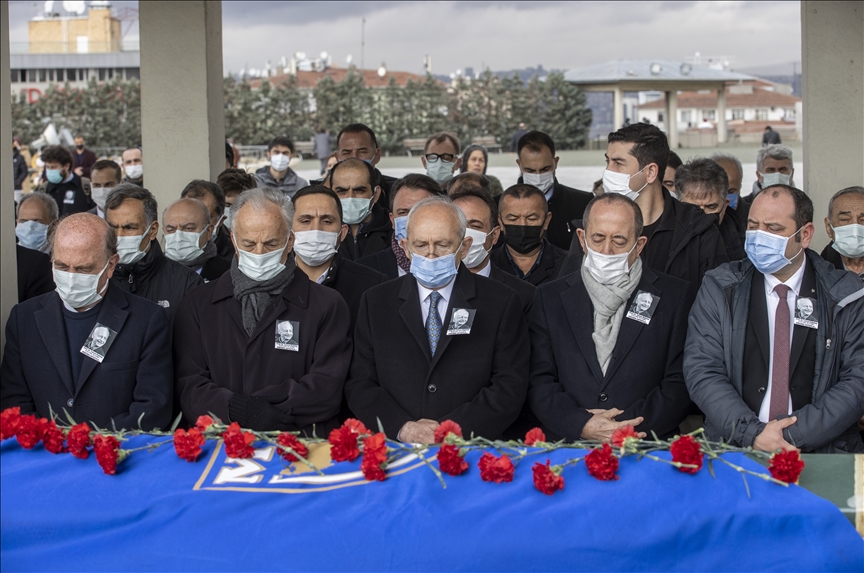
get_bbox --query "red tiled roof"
[248,68,433,90]
[639,85,800,110]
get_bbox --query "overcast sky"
[8,1,802,76]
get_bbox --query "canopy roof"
[564,59,752,85]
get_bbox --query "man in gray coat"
[684,185,864,453]
[313,127,332,176]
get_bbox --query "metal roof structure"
[563,59,752,86]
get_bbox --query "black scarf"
[230,254,296,336]
[178,240,218,272]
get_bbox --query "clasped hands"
[580,408,646,442]
[398,419,440,444]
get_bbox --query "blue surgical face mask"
[409,251,458,289]
[394,216,408,241]
[16,220,49,251]
[341,197,373,225]
[727,193,740,209]
[46,169,64,184]
[745,228,803,275]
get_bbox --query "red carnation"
[174,428,206,462]
[433,420,463,443]
[360,433,388,482]
[42,420,67,454]
[611,425,639,448]
[222,422,255,459]
[585,443,619,481]
[328,426,361,462]
[342,418,369,436]
[276,432,309,463]
[437,444,469,476]
[15,414,47,450]
[478,452,515,483]
[66,423,91,459]
[533,460,565,495]
[769,450,805,484]
[525,427,546,446]
[1,407,21,440]
[93,434,123,475]
[194,415,214,432]
[669,435,703,474]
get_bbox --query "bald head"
[163,198,211,232]
[51,213,119,281]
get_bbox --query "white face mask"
[831,224,864,259]
[91,186,114,211]
[124,164,143,180]
[293,230,339,267]
[270,153,290,172]
[759,171,791,188]
[164,228,208,263]
[426,157,455,184]
[234,235,289,282]
[583,242,637,285]
[463,228,494,269]
[116,231,150,265]
[602,166,648,200]
[523,171,554,194]
[53,262,110,309]
[341,197,373,225]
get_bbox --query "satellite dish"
[650,63,662,75]
[377,64,386,78]
[296,52,307,61]
[43,1,54,14]
[346,54,353,65]
[320,51,329,61]
[63,1,86,14]
[680,63,692,76]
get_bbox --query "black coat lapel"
[76,285,129,394]
[789,262,818,377]
[429,267,475,373]
[749,273,771,371]
[35,294,75,396]
[398,275,432,363]
[559,275,605,385]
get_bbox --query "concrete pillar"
[665,91,679,150]
[139,1,224,215]
[613,87,624,130]
[802,1,864,247]
[716,86,727,144]
[1,0,18,358]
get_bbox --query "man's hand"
[73,166,84,176]
[581,408,646,442]
[753,417,798,452]
[398,420,438,444]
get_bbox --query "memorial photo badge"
[446,308,476,336]
[80,323,118,363]
[275,320,300,351]
[626,291,659,325]
[794,296,818,329]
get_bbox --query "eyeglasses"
[424,153,456,163]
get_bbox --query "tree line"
[12,69,592,152]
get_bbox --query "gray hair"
[709,152,742,179]
[21,192,60,222]
[406,195,466,242]
[583,193,644,239]
[827,186,864,219]
[757,144,794,172]
[231,186,294,234]
[674,158,729,202]
[163,198,211,226]
[105,183,159,227]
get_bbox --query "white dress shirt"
[758,257,807,422]
[417,279,455,326]
[475,259,492,277]
[397,266,407,277]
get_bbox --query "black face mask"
[76,145,85,150]
[503,224,544,254]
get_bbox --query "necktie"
[426,291,442,356]
[769,284,791,421]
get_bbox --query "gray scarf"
[230,254,296,336]
[580,257,643,375]
[178,240,217,272]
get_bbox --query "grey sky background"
[9,1,802,76]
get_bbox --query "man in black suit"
[181,179,234,262]
[491,184,568,286]
[1,213,173,431]
[450,186,535,314]
[346,196,529,442]
[174,187,352,434]
[162,197,230,283]
[529,194,694,442]
[291,185,387,329]
[16,245,54,303]
[357,174,444,279]
[328,159,392,261]
[332,123,397,206]
[516,131,593,250]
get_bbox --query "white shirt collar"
[475,260,492,277]
[764,255,807,297]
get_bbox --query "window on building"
[48,69,54,81]
[38,69,47,82]
[27,69,37,82]
[658,112,665,123]
[67,68,77,81]
[98,68,106,81]
[703,109,716,121]
[756,108,769,120]
[10,69,18,83]
[681,110,692,124]
[731,108,745,120]
[785,108,796,120]
[125,67,140,80]
[56,69,65,82]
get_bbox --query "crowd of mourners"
[4,121,863,453]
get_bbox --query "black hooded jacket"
[338,203,393,261]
